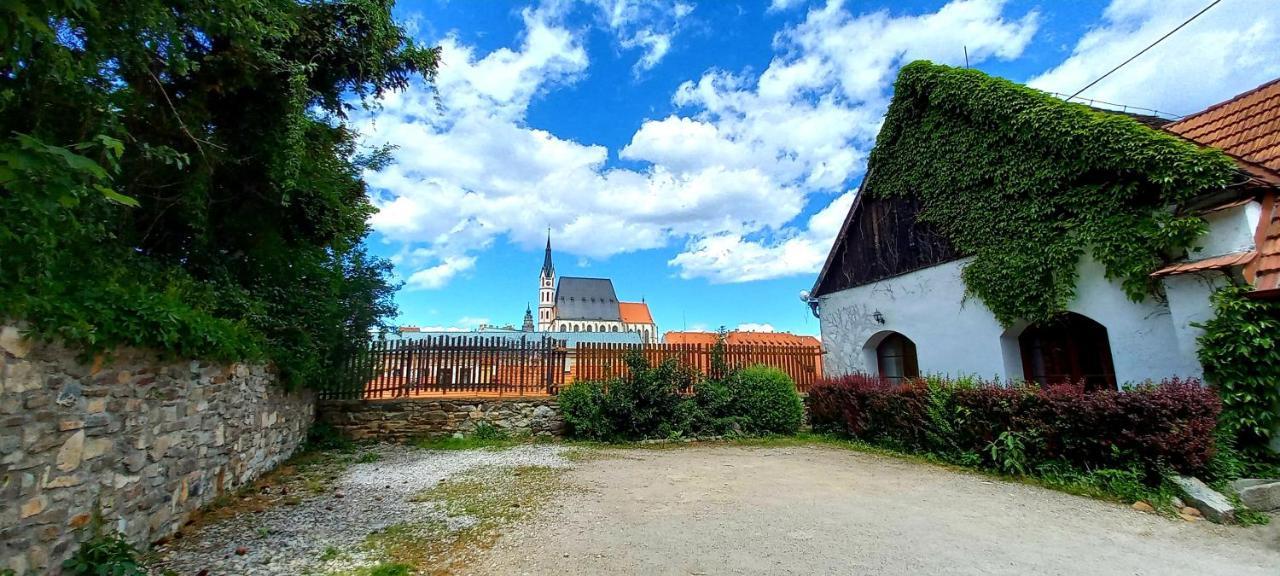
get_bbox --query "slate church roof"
[541,234,555,277]
[555,277,622,321]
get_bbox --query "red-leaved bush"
[808,374,1219,474]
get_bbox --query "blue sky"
[354,0,1280,336]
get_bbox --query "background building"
[536,235,658,342]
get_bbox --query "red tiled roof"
[663,330,821,347]
[1164,78,1280,175]
[1151,251,1256,278]
[662,331,718,345]
[727,332,821,347]
[1255,194,1280,291]
[618,302,654,324]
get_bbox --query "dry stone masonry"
[0,325,314,575]
[317,397,563,442]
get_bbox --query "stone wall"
[0,326,315,575]
[317,397,563,442]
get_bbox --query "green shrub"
[684,377,748,437]
[0,0,434,390]
[558,380,613,440]
[559,355,805,441]
[63,530,146,576]
[730,365,804,435]
[602,355,693,439]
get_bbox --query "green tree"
[0,0,439,387]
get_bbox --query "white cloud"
[402,316,489,332]
[410,325,469,332]
[1030,0,1280,116]
[736,323,777,332]
[768,0,805,13]
[362,0,1040,288]
[581,0,694,73]
[669,190,854,283]
[659,0,1038,282]
[406,256,477,290]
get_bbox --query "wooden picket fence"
[323,336,567,400]
[320,336,824,400]
[571,342,823,393]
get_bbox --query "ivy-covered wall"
[863,61,1239,326]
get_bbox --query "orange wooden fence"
[570,342,823,393]
[320,337,824,400]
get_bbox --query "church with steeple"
[535,234,658,343]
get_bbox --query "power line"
[1069,0,1224,100]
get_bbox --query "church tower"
[537,231,555,331]
[522,304,535,333]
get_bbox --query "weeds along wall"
[0,326,314,575]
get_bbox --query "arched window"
[1019,312,1116,390]
[876,333,919,383]
[611,325,618,332]
[559,325,567,332]
[586,325,593,332]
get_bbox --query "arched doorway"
[875,332,918,382]
[1018,312,1116,390]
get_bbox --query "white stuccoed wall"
[818,201,1261,385]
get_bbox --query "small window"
[559,325,567,332]
[876,333,919,382]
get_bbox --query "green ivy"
[866,61,1237,325]
[1196,286,1280,455]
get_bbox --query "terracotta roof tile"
[1260,196,1280,290]
[726,332,822,347]
[1165,78,1280,174]
[618,301,654,324]
[1150,251,1256,277]
[662,331,718,345]
[661,330,821,347]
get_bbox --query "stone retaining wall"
[317,397,563,441]
[0,326,314,575]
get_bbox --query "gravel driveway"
[149,444,570,575]
[473,444,1280,576]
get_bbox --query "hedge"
[558,353,804,441]
[808,374,1219,475]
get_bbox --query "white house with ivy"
[810,63,1280,391]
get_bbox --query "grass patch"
[368,564,413,576]
[361,465,569,573]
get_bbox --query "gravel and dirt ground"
[154,442,1280,575]
[474,444,1280,576]
[148,443,571,575]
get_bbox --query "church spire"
[522,303,535,332]
[541,228,555,278]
